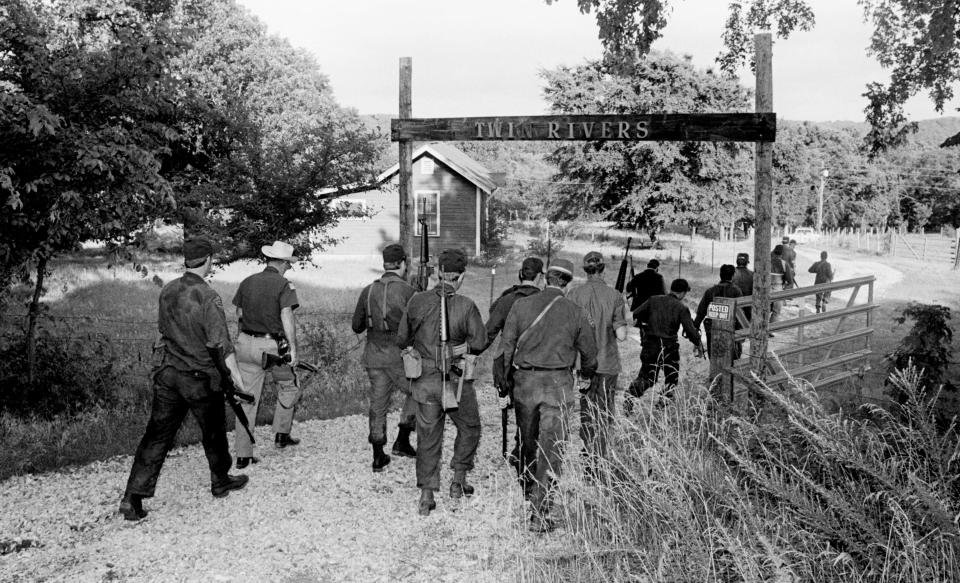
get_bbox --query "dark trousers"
[125,366,232,497]
[629,337,681,398]
[580,373,618,459]
[514,369,575,514]
[415,379,480,491]
[366,365,416,446]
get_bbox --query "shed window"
[415,192,439,236]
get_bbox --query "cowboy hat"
[261,241,299,262]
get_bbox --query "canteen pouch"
[401,347,422,380]
[461,354,479,381]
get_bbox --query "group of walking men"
[118,234,832,532]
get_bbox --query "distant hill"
[811,117,960,148]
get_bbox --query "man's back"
[626,268,666,311]
[503,288,598,372]
[567,278,625,375]
[352,272,415,367]
[731,267,753,296]
[158,273,230,373]
[399,286,486,369]
[636,294,698,343]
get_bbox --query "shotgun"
[261,352,320,373]
[614,237,633,293]
[206,345,256,444]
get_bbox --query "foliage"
[0,330,126,419]
[530,375,960,581]
[170,1,384,262]
[542,53,754,235]
[887,303,955,399]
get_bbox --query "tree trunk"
[26,256,48,383]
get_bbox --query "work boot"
[391,426,417,458]
[118,493,147,521]
[449,469,475,499]
[372,445,391,473]
[211,474,249,498]
[418,489,437,516]
[275,433,300,448]
[235,456,260,470]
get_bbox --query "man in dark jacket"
[625,259,666,327]
[352,243,418,472]
[694,265,743,359]
[485,257,543,474]
[731,253,753,297]
[119,238,248,521]
[628,279,704,404]
[501,258,598,532]
[808,251,835,313]
[397,249,487,516]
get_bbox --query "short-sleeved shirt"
[566,276,627,375]
[626,268,666,312]
[485,283,541,356]
[158,272,233,373]
[731,267,754,296]
[396,284,486,374]
[635,294,701,346]
[352,272,415,368]
[501,287,598,374]
[232,266,300,335]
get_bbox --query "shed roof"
[378,143,499,193]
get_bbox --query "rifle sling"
[513,296,562,360]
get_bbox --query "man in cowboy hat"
[231,240,303,467]
[352,243,418,472]
[501,258,598,532]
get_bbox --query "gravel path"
[0,384,536,583]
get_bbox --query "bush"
[886,303,954,402]
[524,375,960,582]
[0,331,129,419]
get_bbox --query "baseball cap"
[382,243,406,263]
[583,251,604,266]
[183,237,215,261]
[547,258,574,277]
[437,249,467,273]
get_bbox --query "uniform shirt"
[232,266,300,335]
[635,293,701,346]
[396,283,486,373]
[731,266,754,296]
[808,260,834,284]
[501,287,598,374]
[485,283,540,356]
[625,268,666,312]
[782,245,797,270]
[694,281,742,328]
[566,276,627,375]
[352,272,415,368]
[158,272,234,373]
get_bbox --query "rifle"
[206,345,256,444]
[439,266,459,411]
[614,237,633,293]
[261,352,320,374]
[415,198,431,292]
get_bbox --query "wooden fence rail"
[708,275,876,401]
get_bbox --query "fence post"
[708,296,737,402]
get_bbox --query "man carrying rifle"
[501,259,598,532]
[119,237,249,521]
[484,257,544,474]
[231,241,303,469]
[397,249,486,517]
[566,252,627,468]
[351,243,418,473]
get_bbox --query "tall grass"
[522,370,960,582]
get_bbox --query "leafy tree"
[887,303,955,403]
[541,53,754,237]
[169,0,383,262]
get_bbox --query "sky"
[236,0,955,123]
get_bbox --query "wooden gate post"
[750,33,774,375]
[398,57,415,255]
[708,296,737,402]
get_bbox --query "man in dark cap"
[566,251,627,465]
[731,253,754,297]
[352,243,418,472]
[397,248,486,516]
[694,265,743,359]
[501,258,598,532]
[628,278,704,405]
[119,237,249,521]
[484,256,544,474]
[770,244,792,324]
[808,250,834,313]
[625,258,666,331]
[231,240,302,468]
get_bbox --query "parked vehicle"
[791,227,818,244]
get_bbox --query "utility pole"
[817,166,829,233]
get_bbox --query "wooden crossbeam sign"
[392,113,776,143]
